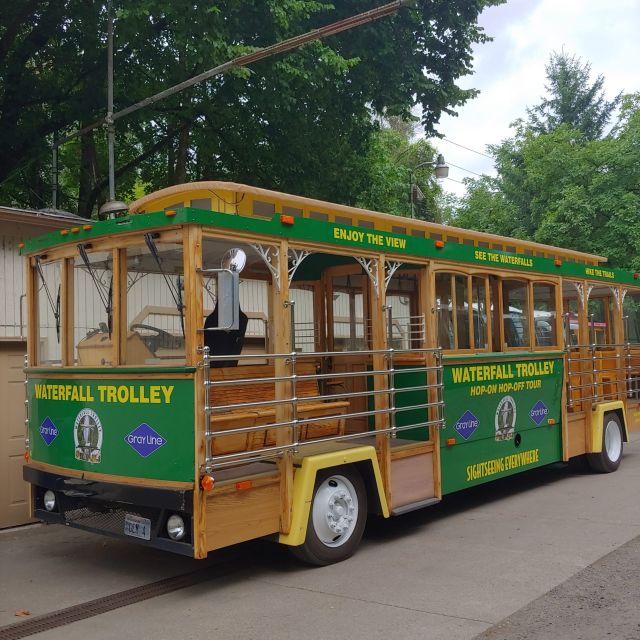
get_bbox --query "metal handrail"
[199,344,444,472]
[564,312,640,407]
[205,418,446,467]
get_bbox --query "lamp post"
[409,153,449,219]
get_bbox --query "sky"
[428,0,640,198]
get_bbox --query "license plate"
[124,514,151,540]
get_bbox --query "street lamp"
[409,153,449,218]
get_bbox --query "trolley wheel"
[587,412,624,473]
[291,466,367,566]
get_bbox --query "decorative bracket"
[127,271,148,292]
[586,284,595,301]
[288,248,313,285]
[613,286,623,310]
[251,243,280,292]
[384,261,402,291]
[572,281,585,308]
[355,257,379,291]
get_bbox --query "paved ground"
[1,434,639,639]
[474,534,640,640]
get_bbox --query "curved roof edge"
[128,181,608,264]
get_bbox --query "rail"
[564,313,640,408]
[198,345,444,472]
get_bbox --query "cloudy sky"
[428,0,640,197]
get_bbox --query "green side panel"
[27,378,195,482]
[393,366,430,440]
[440,357,564,494]
[367,365,431,440]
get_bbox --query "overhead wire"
[446,162,485,177]
[442,136,493,159]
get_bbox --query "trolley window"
[35,257,62,366]
[624,289,640,344]
[533,283,557,347]
[502,279,530,348]
[126,235,185,365]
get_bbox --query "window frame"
[531,280,562,351]
[432,268,492,354]
[622,286,640,345]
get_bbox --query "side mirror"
[221,248,247,273]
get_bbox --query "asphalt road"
[1,434,639,640]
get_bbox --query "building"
[0,205,85,528]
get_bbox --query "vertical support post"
[624,317,632,398]
[290,348,300,449]
[183,225,206,558]
[385,304,396,437]
[286,300,300,448]
[589,313,598,402]
[201,346,211,463]
[26,258,38,367]
[111,249,127,365]
[183,226,203,366]
[23,354,30,463]
[273,239,293,534]
[371,255,391,507]
[60,257,75,366]
[563,312,573,409]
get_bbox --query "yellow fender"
[279,446,389,547]
[590,401,629,453]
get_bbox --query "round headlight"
[43,490,56,512]
[167,514,185,541]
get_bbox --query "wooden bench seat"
[209,362,349,454]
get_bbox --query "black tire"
[587,412,624,473]
[291,466,367,566]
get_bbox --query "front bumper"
[24,466,195,557]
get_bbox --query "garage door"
[0,341,33,528]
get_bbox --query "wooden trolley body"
[22,182,639,562]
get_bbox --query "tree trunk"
[78,130,99,218]
[173,125,190,185]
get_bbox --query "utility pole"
[51,0,412,212]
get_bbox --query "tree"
[526,51,621,140]
[354,126,445,221]
[452,97,640,270]
[0,0,501,216]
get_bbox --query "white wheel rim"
[311,475,359,548]
[604,419,622,462]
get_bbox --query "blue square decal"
[125,423,167,458]
[529,401,549,425]
[39,417,59,446]
[454,410,479,440]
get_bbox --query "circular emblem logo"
[74,408,103,464]
[495,396,516,441]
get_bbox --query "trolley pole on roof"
[106,0,115,203]
[99,0,128,218]
[53,0,411,213]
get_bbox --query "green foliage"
[354,127,442,221]
[453,94,640,270]
[0,0,500,216]
[451,51,638,270]
[526,52,621,140]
